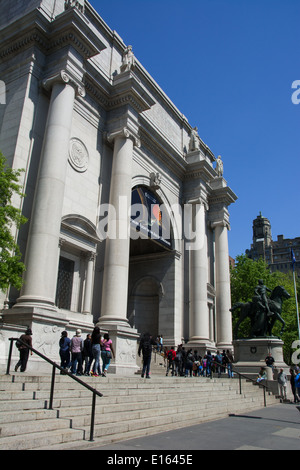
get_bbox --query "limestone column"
[214,221,232,348]
[188,202,210,344]
[82,252,95,314]
[98,128,140,327]
[15,71,85,310]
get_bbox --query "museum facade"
[0,0,237,373]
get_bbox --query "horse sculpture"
[231,285,290,339]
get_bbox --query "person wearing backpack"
[184,349,194,377]
[138,332,156,378]
[15,328,33,372]
[166,346,176,376]
[215,351,223,378]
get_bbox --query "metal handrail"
[6,337,103,441]
[212,359,269,407]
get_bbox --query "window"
[55,257,75,310]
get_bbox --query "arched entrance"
[128,185,173,338]
[129,277,161,337]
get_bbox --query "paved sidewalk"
[90,403,300,451]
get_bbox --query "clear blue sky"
[91,0,300,259]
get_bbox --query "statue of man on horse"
[230,281,290,339]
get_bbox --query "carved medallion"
[69,138,89,173]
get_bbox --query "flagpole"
[291,249,300,342]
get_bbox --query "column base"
[97,322,140,376]
[13,296,57,312]
[187,337,216,356]
[97,316,130,328]
[0,307,95,373]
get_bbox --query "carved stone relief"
[68,138,89,173]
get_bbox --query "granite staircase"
[0,371,278,450]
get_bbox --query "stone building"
[246,213,300,277]
[0,0,237,373]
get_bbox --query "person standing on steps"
[101,333,115,377]
[91,326,102,376]
[166,346,176,376]
[59,330,71,373]
[138,332,156,378]
[70,329,84,375]
[15,328,33,372]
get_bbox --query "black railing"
[6,337,103,441]
[213,360,269,407]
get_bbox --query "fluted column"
[188,202,210,344]
[15,71,85,310]
[213,221,232,348]
[82,252,96,314]
[98,128,140,327]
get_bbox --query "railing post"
[49,363,56,409]
[239,374,242,394]
[263,385,267,407]
[6,338,14,375]
[90,392,97,441]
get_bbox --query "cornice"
[48,8,106,58]
[208,185,238,207]
[0,7,105,62]
[111,70,155,113]
[184,159,217,183]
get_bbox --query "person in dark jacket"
[15,328,33,372]
[83,333,93,375]
[59,330,71,373]
[138,332,156,379]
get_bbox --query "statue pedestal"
[233,337,288,379]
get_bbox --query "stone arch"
[131,176,181,253]
[129,275,164,338]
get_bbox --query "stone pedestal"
[0,307,95,373]
[98,323,140,376]
[233,337,288,378]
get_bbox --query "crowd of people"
[59,327,115,377]
[162,345,234,378]
[137,334,234,379]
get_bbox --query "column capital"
[42,70,85,98]
[107,127,141,148]
[185,196,209,211]
[211,220,230,230]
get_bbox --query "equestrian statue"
[230,280,290,339]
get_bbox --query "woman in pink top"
[101,333,115,376]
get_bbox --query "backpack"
[167,350,174,361]
[143,339,152,355]
[16,338,22,350]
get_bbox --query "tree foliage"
[0,152,27,292]
[230,254,299,364]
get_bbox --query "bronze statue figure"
[231,283,290,339]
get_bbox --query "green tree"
[0,152,27,291]
[230,254,298,364]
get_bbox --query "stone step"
[0,416,72,438]
[0,373,278,450]
[0,407,58,424]
[0,385,262,414]
[32,395,276,450]
[0,427,85,451]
